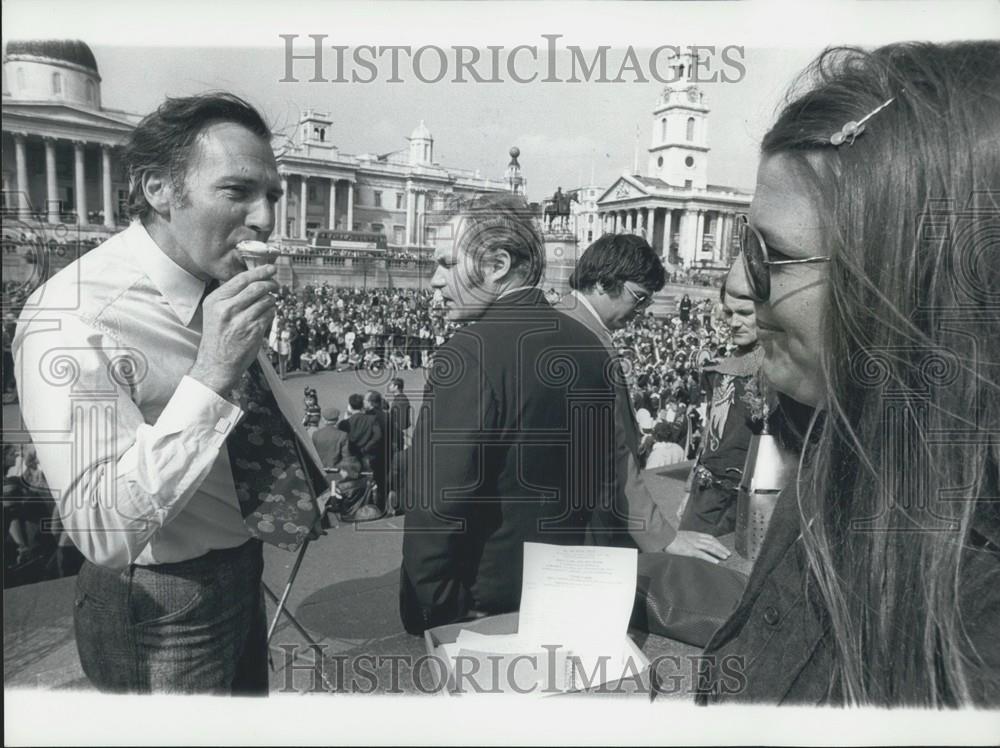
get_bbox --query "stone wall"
[274,254,435,291]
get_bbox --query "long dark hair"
[763,42,1000,705]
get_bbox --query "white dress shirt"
[13,222,248,568]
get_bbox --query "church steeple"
[647,51,710,190]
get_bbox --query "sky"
[4,0,998,201]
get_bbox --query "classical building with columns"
[2,39,514,292]
[2,40,139,240]
[273,112,508,253]
[593,57,751,269]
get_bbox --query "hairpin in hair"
[830,95,897,146]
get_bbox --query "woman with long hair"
[700,41,999,706]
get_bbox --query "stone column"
[328,178,337,230]
[102,145,114,228]
[724,212,735,260]
[278,174,288,238]
[416,191,426,246]
[346,181,354,231]
[74,141,87,224]
[405,182,415,245]
[695,210,705,257]
[299,176,308,240]
[714,213,723,261]
[14,134,30,219]
[665,209,674,256]
[678,210,692,265]
[44,138,59,224]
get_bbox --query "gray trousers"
[73,539,268,694]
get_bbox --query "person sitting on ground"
[335,349,350,371]
[313,346,332,371]
[645,421,687,469]
[299,344,318,374]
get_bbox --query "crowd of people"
[266,285,457,377]
[613,293,732,465]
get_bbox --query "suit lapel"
[555,297,641,451]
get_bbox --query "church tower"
[647,52,709,190]
[296,109,335,157]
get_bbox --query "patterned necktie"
[227,352,330,551]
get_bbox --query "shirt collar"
[571,290,611,334]
[497,285,536,300]
[128,221,209,327]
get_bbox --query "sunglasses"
[738,214,830,301]
[624,284,653,310]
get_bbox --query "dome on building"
[5,39,99,75]
[4,39,103,108]
[410,120,432,141]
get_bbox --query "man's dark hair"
[348,393,364,411]
[569,234,666,295]
[444,192,544,288]
[123,92,272,221]
[390,377,404,391]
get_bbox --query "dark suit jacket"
[342,412,382,462]
[696,486,1000,705]
[311,424,352,471]
[399,288,618,634]
[555,293,677,552]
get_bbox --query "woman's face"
[737,153,829,407]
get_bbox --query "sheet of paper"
[517,542,638,658]
[438,638,573,696]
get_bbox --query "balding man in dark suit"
[399,194,618,634]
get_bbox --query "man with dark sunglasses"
[556,234,730,563]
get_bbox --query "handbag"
[630,552,748,648]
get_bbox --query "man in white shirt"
[13,93,282,694]
[555,234,730,563]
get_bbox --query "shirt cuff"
[157,375,244,449]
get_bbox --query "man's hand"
[665,530,731,564]
[188,265,278,396]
